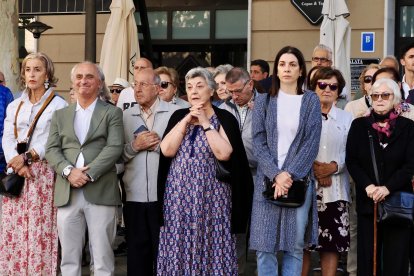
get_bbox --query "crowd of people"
[0,42,412,276]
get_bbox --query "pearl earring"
[44,79,50,89]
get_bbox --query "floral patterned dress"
[0,161,58,275]
[157,115,237,275]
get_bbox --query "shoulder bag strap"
[13,101,24,139]
[368,130,380,185]
[26,93,56,147]
[14,92,56,148]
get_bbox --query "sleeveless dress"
[157,115,237,275]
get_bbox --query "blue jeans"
[256,183,313,276]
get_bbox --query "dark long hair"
[270,46,307,97]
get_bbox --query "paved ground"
[81,242,348,276]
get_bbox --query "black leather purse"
[368,131,414,226]
[215,158,231,183]
[0,173,25,198]
[377,191,414,226]
[262,176,309,208]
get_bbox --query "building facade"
[18,0,414,97]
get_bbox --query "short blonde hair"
[20,52,57,90]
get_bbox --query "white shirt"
[74,98,98,168]
[116,87,137,111]
[2,88,68,162]
[402,74,413,99]
[277,90,303,168]
[316,106,353,203]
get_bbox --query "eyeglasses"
[133,81,156,89]
[317,81,338,91]
[364,75,373,84]
[312,57,330,63]
[160,81,174,89]
[227,80,250,94]
[110,88,123,94]
[371,92,393,101]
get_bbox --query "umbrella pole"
[373,202,378,276]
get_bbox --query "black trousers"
[125,201,160,276]
[357,214,412,276]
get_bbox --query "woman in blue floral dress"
[157,67,253,275]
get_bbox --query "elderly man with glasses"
[219,67,256,275]
[121,68,178,275]
[311,44,333,68]
[109,77,130,106]
[117,57,153,112]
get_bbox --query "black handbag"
[262,176,309,208]
[0,173,25,198]
[368,131,414,226]
[377,191,414,226]
[215,158,232,183]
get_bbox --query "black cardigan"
[345,116,414,215]
[157,106,254,234]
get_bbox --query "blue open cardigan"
[249,90,322,253]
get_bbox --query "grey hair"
[313,44,333,61]
[70,61,110,100]
[212,64,234,79]
[380,55,399,70]
[370,78,402,106]
[185,67,217,91]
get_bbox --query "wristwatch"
[62,165,74,179]
[203,124,215,132]
[25,151,33,166]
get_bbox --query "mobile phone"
[133,125,148,137]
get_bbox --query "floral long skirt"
[0,161,58,275]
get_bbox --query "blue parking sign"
[361,32,375,52]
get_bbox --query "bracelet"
[30,149,40,162]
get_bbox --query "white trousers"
[57,188,117,276]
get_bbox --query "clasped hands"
[182,103,210,127]
[7,154,32,179]
[272,171,293,199]
[365,184,390,203]
[313,161,338,187]
[68,166,90,188]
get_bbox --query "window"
[400,6,414,37]
[172,11,210,39]
[215,10,247,39]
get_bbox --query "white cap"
[109,77,130,89]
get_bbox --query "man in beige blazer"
[46,61,124,276]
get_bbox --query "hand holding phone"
[133,125,148,138]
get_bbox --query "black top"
[346,115,414,215]
[157,106,254,234]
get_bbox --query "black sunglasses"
[317,81,338,91]
[110,89,122,94]
[363,75,373,84]
[371,92,393,101]
[160,81,173,89]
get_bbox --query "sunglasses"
[110,88,123,94]
[371,92,393,101]
[160,81,173,89]
[363,75,373,84]
[317,81,338,91]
